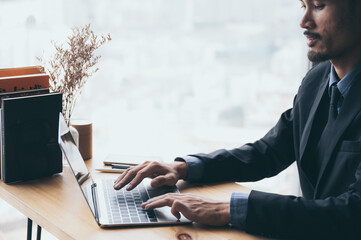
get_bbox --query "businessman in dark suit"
[114,0,361,239]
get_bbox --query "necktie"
[328,84,342,122]
[306,84,342,185]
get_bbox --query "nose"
[299,8,315,30]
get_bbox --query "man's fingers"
[113,161,181,191]
[143,196,184,220]
[113,166,132,184]
[113,161,146,186]
[141,193,230,226]
[171,200,182,219]
[151,174,176,187]
[127,162,163,190]
[113,171,135,190]
[113,168,128,186]
[142,193,179,209]
[113,162,149,189]
[143,198,173,210]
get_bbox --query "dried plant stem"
[38,24,111,124]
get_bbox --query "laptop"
[58,113,192,227]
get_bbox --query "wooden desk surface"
[0,160,267,240]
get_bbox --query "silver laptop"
[58,113,191,227]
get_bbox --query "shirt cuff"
[174,156,204,181]
[230,192,249,230]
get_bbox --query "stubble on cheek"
[307,13,350,63]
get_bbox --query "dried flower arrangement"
[38,24,111,124]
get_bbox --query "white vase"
[69,125,79,147]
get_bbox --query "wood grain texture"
[0,160,268,240]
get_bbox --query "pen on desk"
[111,164,132,169]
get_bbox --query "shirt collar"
[329,61,361,98]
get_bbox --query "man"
[114,0,361,239]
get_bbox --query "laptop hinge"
[91,182,100,222]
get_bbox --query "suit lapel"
[299,73,329,166]
[315,74,361,194]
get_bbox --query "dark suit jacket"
[191,61,361,239]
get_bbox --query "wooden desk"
[0,161,267,240]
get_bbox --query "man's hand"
[113,161,187,190]
[142,193,231,226]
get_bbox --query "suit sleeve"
[246,173,361,239]
[189,107,296,183]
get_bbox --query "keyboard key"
[140,216,148,222]
[149,218,158,222]
[113,212,121,217]
[122,218,131,223]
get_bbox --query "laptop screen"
[58,113,96,217]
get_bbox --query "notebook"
[58,113,191,227]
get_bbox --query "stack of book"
[0,66,63,183]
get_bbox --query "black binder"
[1,93,62,183]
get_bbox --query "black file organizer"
[1,93,63,183]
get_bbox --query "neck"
[331,63,352,80]
[330,44,361,80]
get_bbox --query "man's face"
[299,0,361,63]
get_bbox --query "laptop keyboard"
[102,179,158,224]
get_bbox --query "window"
[0,0,308,195]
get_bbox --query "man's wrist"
[221,201,231,225]
[173,161,188,180]
[175,156,204,181]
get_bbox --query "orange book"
[0,66,45,78]
[0,73,50,93]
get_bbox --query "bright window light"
[0,0,308,195]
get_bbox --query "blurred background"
[0,0,308,239]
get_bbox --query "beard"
[307,50,331,64]
[304,31,331,64]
